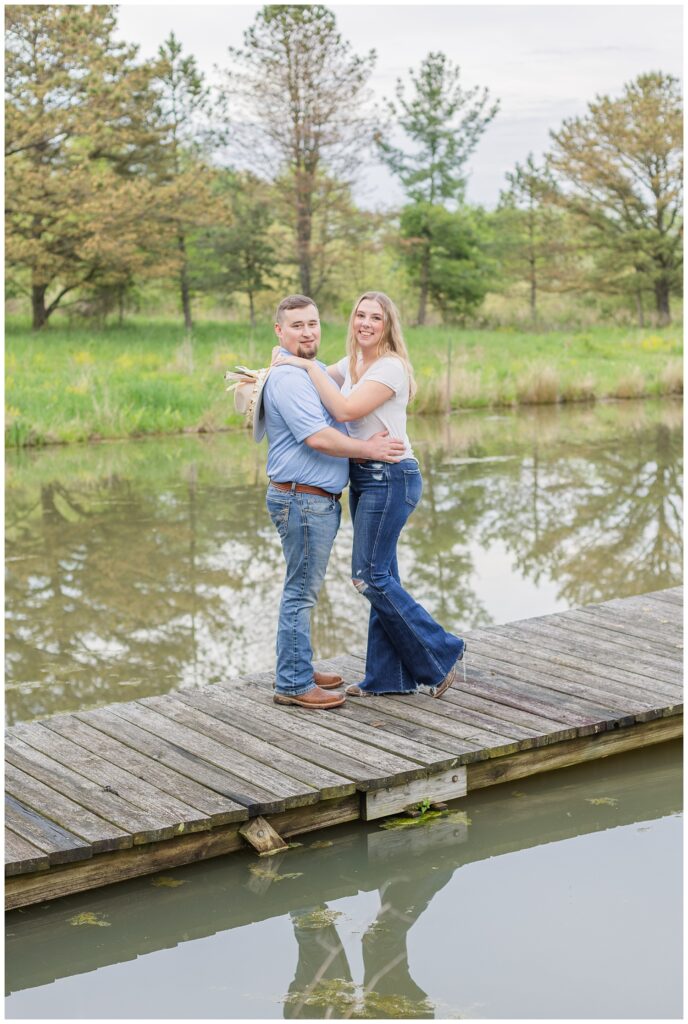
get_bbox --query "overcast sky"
[117,3,683,209]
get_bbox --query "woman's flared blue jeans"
[349,459,464,694]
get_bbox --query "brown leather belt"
[270,480,341,500]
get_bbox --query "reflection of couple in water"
[284,866,453,1019]
[232,291,465,711]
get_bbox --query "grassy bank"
[5,318,683,446]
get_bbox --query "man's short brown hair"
[275,294,319,324]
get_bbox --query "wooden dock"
[7,740,681,994]
[5,587,683,911]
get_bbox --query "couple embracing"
[247,291,466,710]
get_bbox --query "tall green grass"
[5,317,683,446]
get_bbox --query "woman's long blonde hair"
[346,292,417,401]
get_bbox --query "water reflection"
[284,873,444,1019]
[5,400,682,722]
[5,742,682,1019]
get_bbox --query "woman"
[273,291,466,697]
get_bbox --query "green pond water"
[5,742,683,1018]
[4,398,683,1018]
[5,398,683,723]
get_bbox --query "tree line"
[5,4,683,331]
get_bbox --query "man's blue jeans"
[266,484,341,696]
[349,459,464,693]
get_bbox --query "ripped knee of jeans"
[352,577,368,594]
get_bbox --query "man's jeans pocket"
[303,494,339,516]
[267,494,291,539]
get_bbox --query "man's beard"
[296,343,318,359]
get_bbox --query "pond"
[5,398,683,724]
[4,398,683,1019]
[5,741,683,1018]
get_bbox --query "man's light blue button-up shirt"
[264,353,350,492]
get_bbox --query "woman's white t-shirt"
[335,355,414,460]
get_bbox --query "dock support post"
[238,817,288,856]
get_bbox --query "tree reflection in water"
[5,400,682,723]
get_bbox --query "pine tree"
[221,4,375,298]
[497,154,574,324]
[378,51,498,324]
[152,33,216,331]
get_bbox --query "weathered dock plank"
[45,713,242,826]
[336,653,548,751]
[541,613,683,666]
[561,606,683,655]
[467,714,682,791]
[148,692,356,800]
[454,635,673,722]
[72,708,249,821]
[4,763,133,853]
[5,795,91,866]
[115,699,320,812]
[207,684,428,787]
[173,688,389,785]
[645,589,683,608]
[5,587,682,909]
[5,830,51,876]
[179,684,460,773]
[5,736,177,843]
[503,618,682,686]
[10,721,214,833]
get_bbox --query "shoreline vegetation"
[5,319,683,448]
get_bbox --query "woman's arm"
[327,363,345,386]
[273,354,392,422]
[271,347,344,387]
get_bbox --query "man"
[264,294,405,709]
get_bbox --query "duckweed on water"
[379,809,471,830]
[283,979,436,1018]
[68,912,111,927]
[283,978,358,1013]
[248,865,303,882]
[292,908,343,930]
[361,990,436,1018]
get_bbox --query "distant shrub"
[659,359,683,395]
[614,366,647,399]
[561,373,597,402]
[516,365,560,404]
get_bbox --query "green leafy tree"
[221,4,375,298]
[378,51,499,323]
[399,203,494,322]
[5,5,169,329]
[200,171,277,326]
[547,71,683,325]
